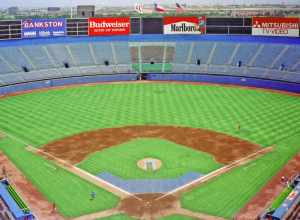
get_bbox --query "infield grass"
[78,138,222,179]
[0,83,300,218]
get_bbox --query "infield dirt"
[42,125,261,165]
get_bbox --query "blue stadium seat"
[0,47,32,72]
[252,44,285,68]
[174,42,191,64]
[21,46,55,70]
[113,42,131,64]
[68,43,94,66]
[273,45,300,72]
[91,42,114,65]
[191,41,215,65]
[210,42,236,65]
[46,44,75,68]
[231,43,260,66]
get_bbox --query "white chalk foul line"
[0,129,140,201]
[26,146,142,201]
[155,147,273,201]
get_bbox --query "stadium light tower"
[70,0,73,18]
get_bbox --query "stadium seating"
[0,47,32,73]
[46,44,75,68]
[252,44,285,69]
[91,42,114,65]
[113,42,131,64]
[190,41,215,65]
[0,35,299,93]
[68,43,95,66]
[174,42,190,63]
[210,42,237,65]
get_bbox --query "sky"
[0,0,299,8]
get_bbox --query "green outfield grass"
[0,83,300,218]
[78,138,222,179]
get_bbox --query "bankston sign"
[252,17,299,37]
[88,18,131,36]
[22,18,66,38]
[163,17,206,35]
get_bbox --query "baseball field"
[0,82,300,219]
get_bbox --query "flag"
[134,3,144,14]
[154,3,167,12]
[176,3,184,13]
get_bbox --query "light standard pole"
[70,0,73,18]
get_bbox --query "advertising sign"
[88,17,131,36]
[22,18,66,38]
[252,17,299,37]
[163,16,206,34]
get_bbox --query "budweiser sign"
[88,17,130,36]
[164,16,206,35]
[252,17,299,37]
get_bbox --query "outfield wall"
[1,73,300,95]
[0,74,138,95]
[147,74,300,93]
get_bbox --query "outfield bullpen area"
[0,82,300,220]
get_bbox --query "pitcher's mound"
[137,158,162,171]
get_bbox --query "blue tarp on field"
[97,172,203,194]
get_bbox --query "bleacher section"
[0,35,299,94]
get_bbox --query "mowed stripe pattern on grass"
[0,83,299,218]
[0,83,299,147]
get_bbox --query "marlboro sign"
[163,16,206,35]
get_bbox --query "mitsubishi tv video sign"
[252,17,299,37]
[22,18,66,38]
[163,16,206,34]
[88,17,131,36]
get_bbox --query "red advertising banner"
[252,17,299,37]
[88,17,131,36]
[163,16,206,34]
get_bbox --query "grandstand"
[0,35,299,95]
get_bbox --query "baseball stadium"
[0,4,299,220]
